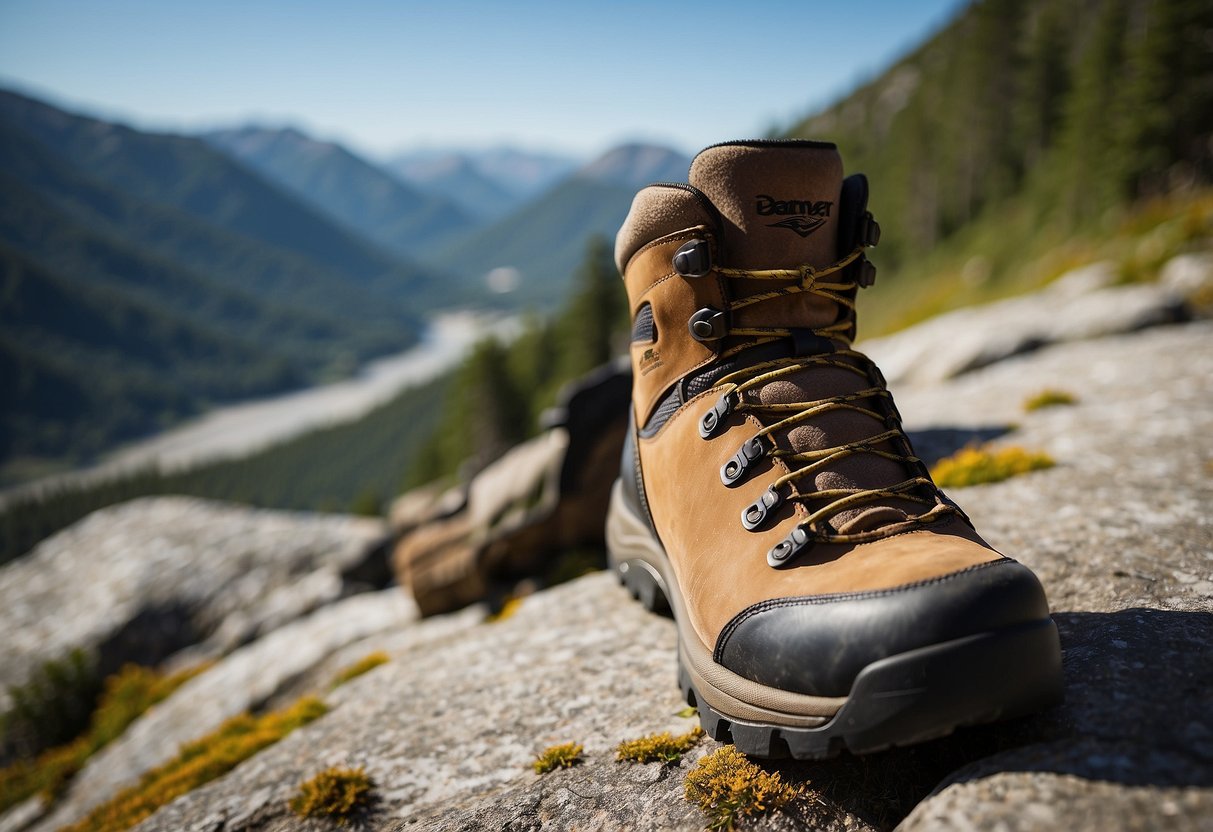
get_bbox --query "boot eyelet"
[698,394,733,439]
[857,256,877,288]
[768,525,811,568]
[688,307,727,342]
[672,239,711,278]
[720,436,767,487]
[741,485,785,531]
[859,211,881,247]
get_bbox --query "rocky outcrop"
[31,590,418,832]
[0,498,387,708]
[3,298,1210,830]
[4,319,1197,832]
[860,260,1202,385]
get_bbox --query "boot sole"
[605,480,1064,760]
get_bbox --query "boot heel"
[606,480,670,613]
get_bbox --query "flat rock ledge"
[5,321,1211,832]
[0,498,388,708]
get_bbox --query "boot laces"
[704,246,962,565]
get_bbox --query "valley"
[0,311,515,508]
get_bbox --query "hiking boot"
[605,140,1063,759]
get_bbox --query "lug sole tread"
[614,549,1063,761]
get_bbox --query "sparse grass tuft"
[532,742,584,774]
[59,695,327,832]
[684,746,803,831]
[1023,388,1078,411]
[931,444,1055,488]
[616,726,704,763]
[330,652,390,689]
[0,662,211,813]
[289,765,374,824]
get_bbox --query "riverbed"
[1,311,517,504]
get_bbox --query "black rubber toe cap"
[714,559,1052,697]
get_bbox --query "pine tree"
[557,235,627,378]
[1119,0,1213,197]
[1057,0,1131,217]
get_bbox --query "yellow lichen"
[930,443,1055,488]
[1023,388,1078,411]
[615,726,704,763]
[0,661,211,813]
[485,596,524,624]
[684,746,803,831]
[532,742,584,774]
[59,695,328,832]
[329,652,390,689]
[289,765,374,824]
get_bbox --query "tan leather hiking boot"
[605,140,1062,759]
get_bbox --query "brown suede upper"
[618,142,1002,650]
[626,229,725,425]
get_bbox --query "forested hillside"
[406,236,630,487]
[0,91,453,481]
[786,0,1213,332]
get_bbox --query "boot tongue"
[693,143,916,534]
[689,142,843,270]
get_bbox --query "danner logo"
[756,195,833,238]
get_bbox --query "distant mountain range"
[0,84,695,479]
[202,130,690,306]
[203,127,478,253]
[388,147,577,220]
[423,144,691,307]
[387,153,521,222]
[577,143,691,189]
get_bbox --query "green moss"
[329,652,390,689]
[532,742,583,774]
[60,695,327,832]
[931,444,1056,488]
[289,766,374,824]
[0,662,210,813]
[615,726,704,764]
[684,746,803,831]
[1023,388,1078,411]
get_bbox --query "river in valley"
[1,311,517,505]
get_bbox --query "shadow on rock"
[906,425,1013,467]
[763,607,1213,831]
[94,600,205,679]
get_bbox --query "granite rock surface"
[0,498,387,707]
[120,322,1213,831]
[860,261,1194,384]
[4,317,1211,832]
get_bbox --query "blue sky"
[0,0,966,160]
